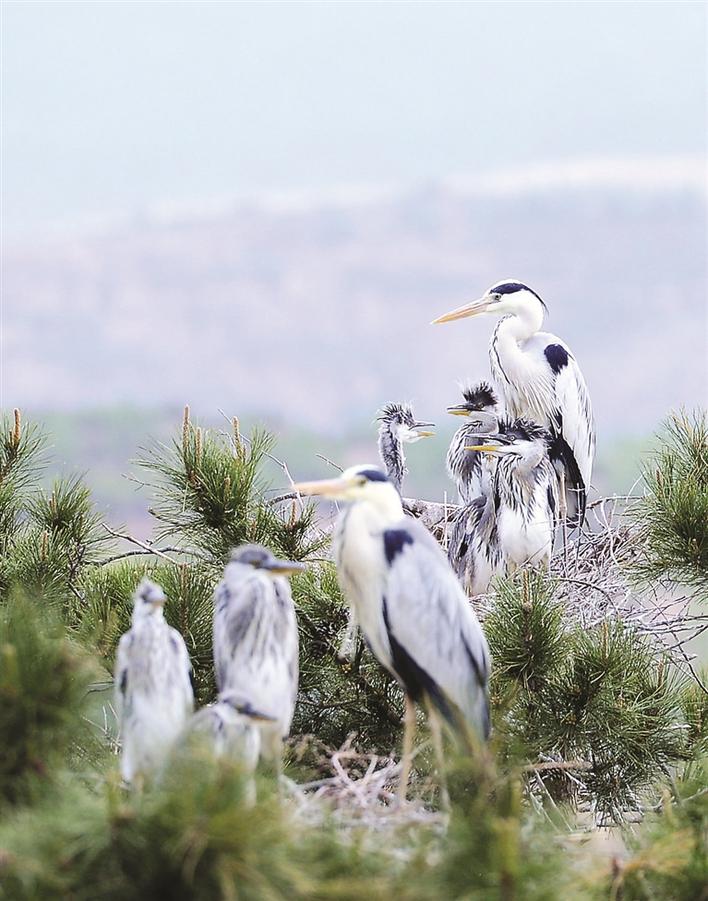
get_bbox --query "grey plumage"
[212,544,301,765]
[445,382,499,503]
[115,578,194,785]
[188,694,261,766]
[329,468,490,739]
[377,402,435,494]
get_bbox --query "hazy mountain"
[4,172,707,445]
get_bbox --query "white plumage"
[115,578,194,786]
[434,280,595,526]
[212,545,301,767]
[294,465,490,803]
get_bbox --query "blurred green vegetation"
[34,405,653,537]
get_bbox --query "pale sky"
[2,0,706,234]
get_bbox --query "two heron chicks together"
[115,545,302,795]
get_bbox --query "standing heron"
[115,578,194,787]
[212,545,302,771]
[293,465,490,803]
[377,402,435,494]
[466,418,559,574]
[446,382,499,503]
[433,280,595,526]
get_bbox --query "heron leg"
[337,609,358,662]
[559,470,569,567]
[398,695,416,806]
[428,710,450,812]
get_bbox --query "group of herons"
[116,279,595,803]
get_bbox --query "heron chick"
[433,280,595,526]
[212,545,303,772]
[467,418,559,573]
[293,465,490,804]
[115,578,194,788]
[446,382,499,503]
[377,402,435,494]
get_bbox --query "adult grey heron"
[115,578,194,787]
[467,418,559,574]
[445,382,498,503]
[377,402,435,494]
[433,280,595,526]
[293,465,490,803]
[212,545,302,772]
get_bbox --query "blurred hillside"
[32,405,649,538]
[4,170,707,438]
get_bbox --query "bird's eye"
[357,476,367,486]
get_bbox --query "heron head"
[465,417,552,460]
[293,465,402,512]
[378,402,435,443]
[229,544,307,577]
[432,280,548,324]
[133,578,167,617]
[447,382,499,421]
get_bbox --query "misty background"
[2,0,707,530]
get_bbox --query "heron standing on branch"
[115,578,194,788]
[446,382,498,503]
[377,402,435,494]
[433,280,595,526]
[293,465,490,804]
[213,545,302,773]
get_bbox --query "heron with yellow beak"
[433,280,595,528]
[293,464,490,805]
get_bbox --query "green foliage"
[138,409,326,565]
[0,593,95,806]
[291,563,403,750]
[486,572,691,820]
[607,763,708,901]
[633,409,708,598]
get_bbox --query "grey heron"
[377,402,435,494]
[445,382,498,503]
[293,465,490,803]
[212,545,303,772]
[433,280,595,526]
[115,578,194,787]
[467,418,559,574]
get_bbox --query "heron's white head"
[377,402,435,443]
[432,280,548,325]
[465,418,552,467]
[132,578,167,620]
[293,465,403,517]
[229,544,307,578]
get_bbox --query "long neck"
[377,423,405,493]
[494,451,546,518]
[490,302,548,419]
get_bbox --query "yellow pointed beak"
[431,296,492,324]
[292,477,353,499]
[464,444,501,453]
[415,430,435,438]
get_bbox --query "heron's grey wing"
[382,518,490,737]
[168,627,195,714]
[114,632,132,717]
[212,575,265,693]
[273,577,300,731]
[529,332,595,525]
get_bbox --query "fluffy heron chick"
[468,417,559,573]
[212,545,302,769]
[293,465,490,803]
[115,578,194,787]
[446,382,499,503]
[188,694,261,767]
[377,402,435,494]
